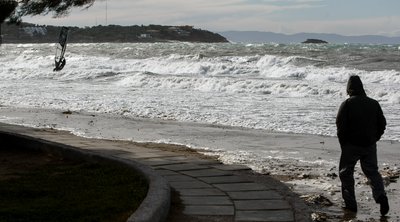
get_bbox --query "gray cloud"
[23,0,400,36]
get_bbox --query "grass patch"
[0,148,148,222]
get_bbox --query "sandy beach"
[1,106,399,221]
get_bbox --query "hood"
[347,75,366,96]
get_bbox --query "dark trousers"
[339,143,386,208]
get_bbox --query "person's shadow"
[341,211,389,222]
[379,216,389,222]
[341,210,357,221]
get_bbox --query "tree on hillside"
[0,0,95,24]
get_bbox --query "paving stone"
[137,158,176,166]
[183,206,234,216]
[185,158,222,165]
[213,183,267,192]
[199,175,251,184]
[135,148,168,153]
[228,190,282,200]
[90,144,121,150]
[149,151,180,156]
[113,152,159,159]
[170,181,213,189]
[164,156,191,162]
[36,134,65,140]
[86,146,126,157]
[164,174,198,182]
[95,150,131,156]
[118,152,179,159]
[158,157,187,164]
[140,152,180,158]
[181,169,233,177]
[212,164,251,171]
[181,196,232,205]
[52,140,90,148]
[234,200,291,210]
[135,148,179,154]
[160,163,210,171]
[235,210,294,222]
[177,188,226,196]
[119,146,157,153]
[155,169,180,176]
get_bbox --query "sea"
[1,42,400,141]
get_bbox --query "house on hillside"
[21,26,47,37]
[168,26,192,37]
[138,33,151,39]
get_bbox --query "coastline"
[1,106,399,221]
[1,23,228,44]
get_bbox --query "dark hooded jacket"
[336,76,386,146]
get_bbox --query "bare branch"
[1,0,95,24]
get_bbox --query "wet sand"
[1,106,399,221]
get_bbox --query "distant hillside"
[219,31,400,44]
[0,23,228,43]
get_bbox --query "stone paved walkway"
[0,123,301,222]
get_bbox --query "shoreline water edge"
[0,107,399,221]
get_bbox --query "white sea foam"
[1,43,400,142]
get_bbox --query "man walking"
[336,75,389,216]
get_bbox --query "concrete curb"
[0,130,171,222]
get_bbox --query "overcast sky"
[24,0,400,36]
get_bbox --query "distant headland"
[0,23,228,43]
[302,39,328,44]
[219,31,400,44]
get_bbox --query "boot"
[377,195,389,216]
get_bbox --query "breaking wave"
[1,43,400,141]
